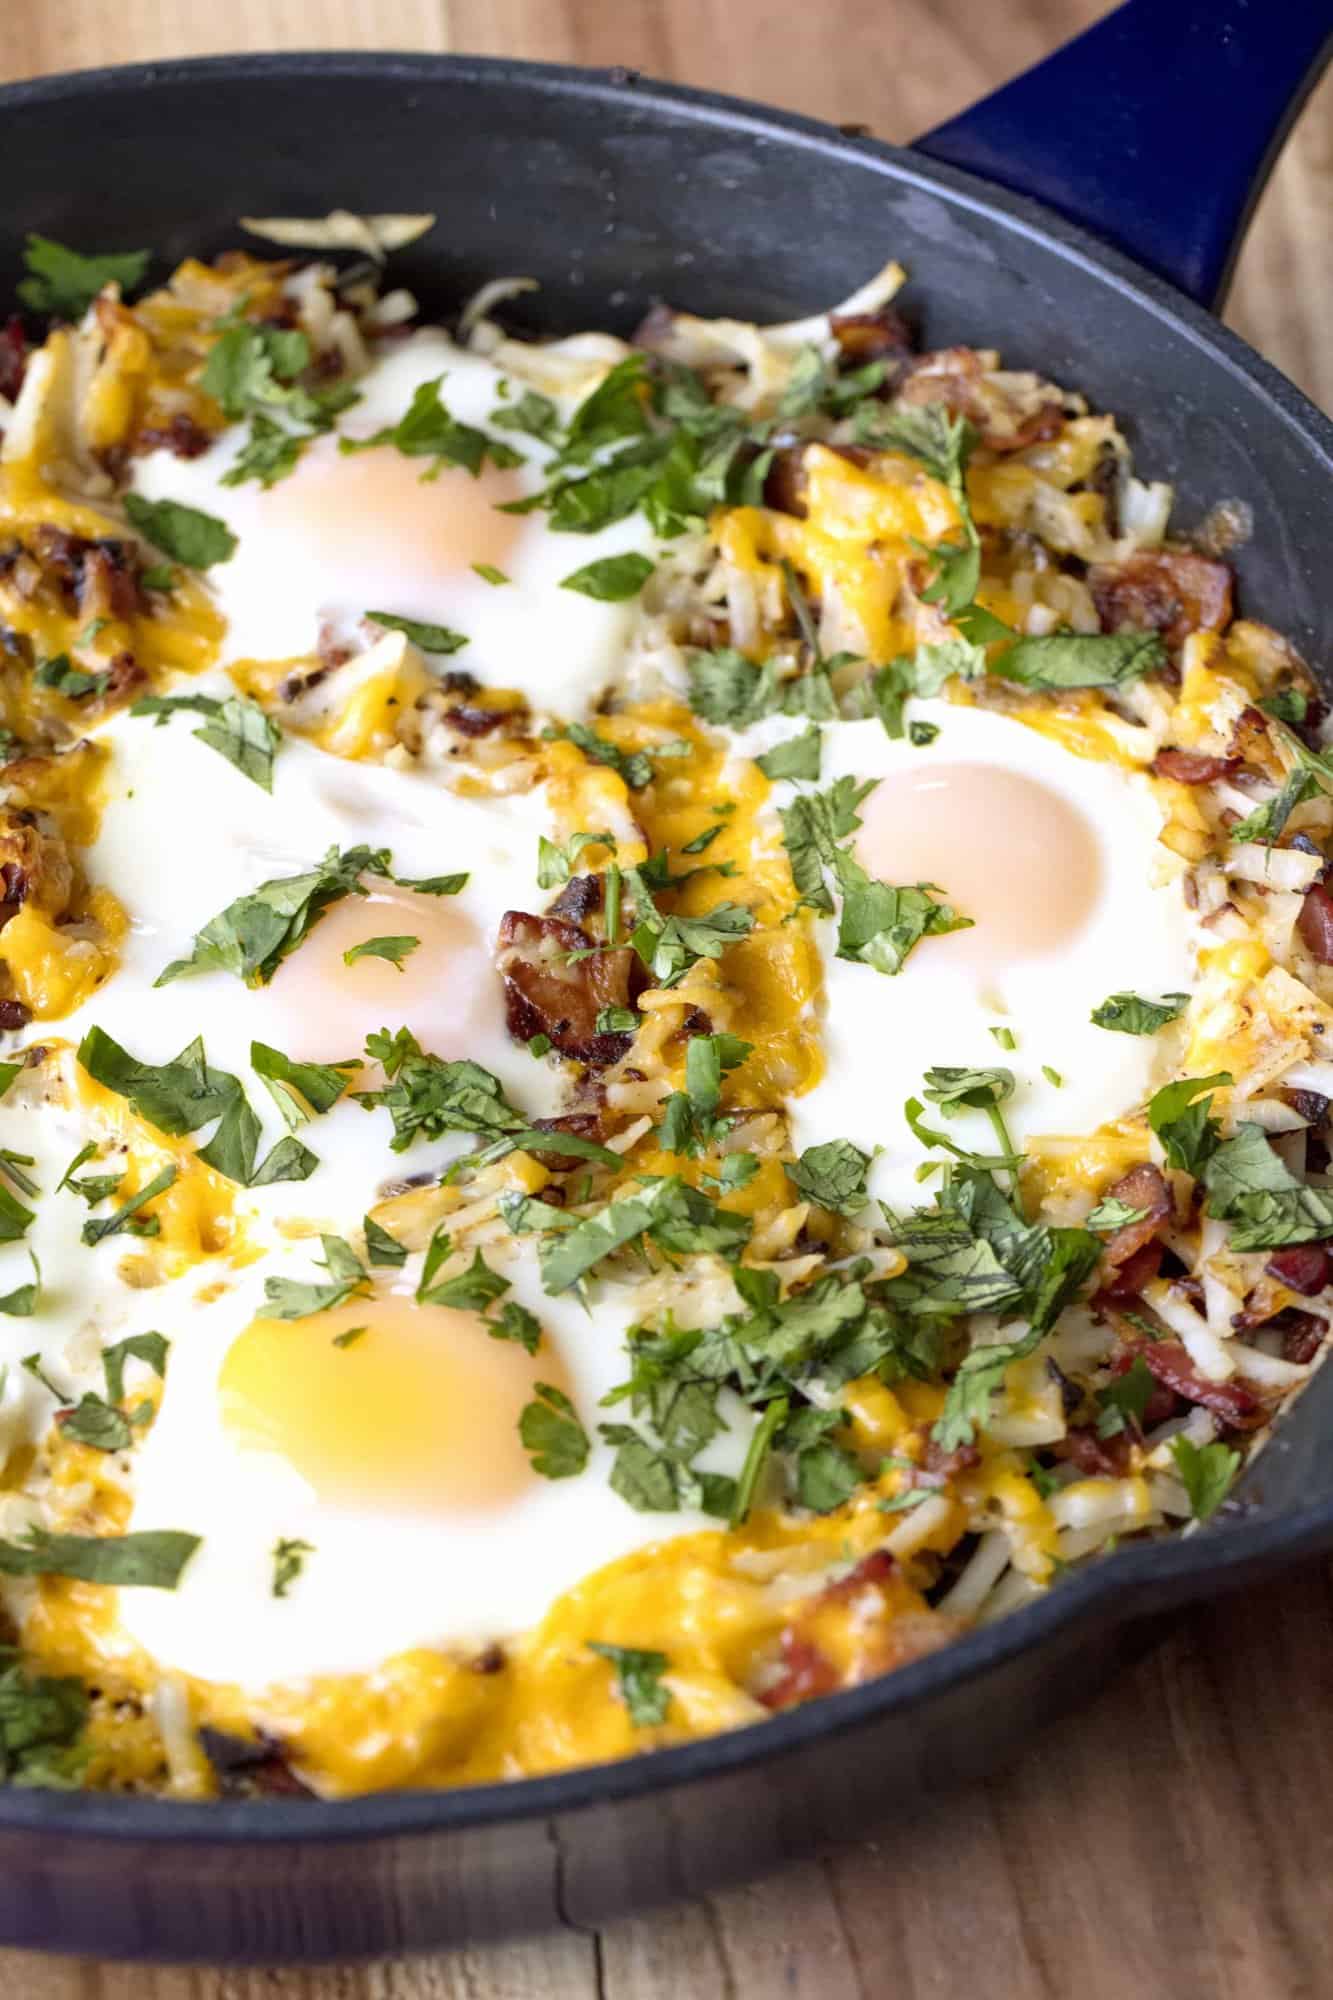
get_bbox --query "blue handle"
[913,0,1333,310]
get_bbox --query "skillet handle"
[911,0,1333,310]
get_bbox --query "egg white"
[746,704,1199,1213]
[128,330,658,716]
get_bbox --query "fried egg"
[128,331,657,714]
[115,1247,751,1684]
[62,701,565,1205]
[750,705,1198,1212]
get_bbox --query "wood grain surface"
[2,4,1331,1995]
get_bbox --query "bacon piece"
[1298,883,1333,965]
[0,999,30,1031]
[546,873,604,927]
[131,412,213,460]
[1054,1427,1131,1477]
[762,441,877,520]
[1281,1087,1330,1127]
[1151,746,1240,785]
[443,704,507,739]
[0,317,27,405]
[28,527,144,622]
[1101,1164,1173,1266]
[1102,1239,1165,1302]
[758,1633,839,1712]
[1088,550,1233,653]
[1265,1244,1332,1295]
[1276,1310,1326,1365]
[897,346,1064,452]
[921,1441,981,1482]
[829,306,914,369]
[1126,1339,1264,1429]
[197,1727,313,1799]
[497,910,643,1065]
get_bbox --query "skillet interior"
[2,51,1333,1963]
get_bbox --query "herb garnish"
[587,1641,671,1725]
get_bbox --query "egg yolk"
[854,763,1103,970]
[259,435,526,579]
[219,1293,568,1512]
[264,882,495,1063]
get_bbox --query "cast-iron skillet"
[1,0,1332,1963]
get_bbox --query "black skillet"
[0,0,1331,1963]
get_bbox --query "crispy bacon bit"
[497,910,643,1065]
[443,703,506,739]
[131,412,213,460]
[197,1726,313,1799]
[1265,1244,1332,1296]
[921,1441,981,1482]
[0,999,30,1031]
[546,873,603,926]
[1054,1427,1131,1477]
[0,317,27,405]
[1281,1087,1330,1127]
[1102,1238,1166,1302]
[1297,883,1333,965]
[829,305,914,370]
[762,446,810,519]
[1125,1338,1264,1430]
[897,346,1064,452]
[91,651,147,707]
[1088,550,1233,653]
[1102,1164,1173,1266]
[758,1633,839,1712]
[1275,1310,1326,1365]
[1151,746,1240,785]
[28,527,144,623]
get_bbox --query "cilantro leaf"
[130,691,282,791]
[365,610,468,655]
[0,1255,39,1317]
[991,630,1167,691]
[491,1300,542,1354]
[786,1139,872,1216]
[756,724,822,782]
[363,1215,407,1268]
[1096,1354,1156,1437]
[560,553,655,602]
[123,493,236,570]
[1147,1072,1232,1175]
[59,1393,134,1454]
[1170,1434,1241,1521]
[587,1641,671,1725]
[490,388,563,445]
[420,1249,510,1311]
[519,1382,590,1478]
[863,638,985,738]
[33,656,113,701]
[156,844,392,987]
[1229,770,1319,848]
[685,648,783,727]
[78,1029,314,1190]
[536,1176,750,1295]
[250,1042,353,1127]
[343,934,419,972]
[1086,1194,1149,1233]
[832,851,971,975]
[626,868,754,987]
[728,1395,788,1526]
[1203,1123,1333,1250]
[18,235,149,317]
[1091,991,1189,1036]
[354,1030,525,1153]
[260,1235,370,1320]
[342,376,522,477]
[0,1526,198,1589]
[271,1538,314,1599]
[102,1332,168,1405]
[80,1166,177,1246]
[0,1651,89,1788]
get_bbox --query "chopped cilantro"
[1091,991,1189,1035]
[123,493,236,569]
[587,1641,671,1725]
[519,1382,590,1478]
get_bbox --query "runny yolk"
[263,882,495,1064]
[854,762,1103,971]
[259,435,527,579]
[219,1293,568,1512]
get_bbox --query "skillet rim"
[2,47,1332,1846]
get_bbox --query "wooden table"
[4,4,1331,1994]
